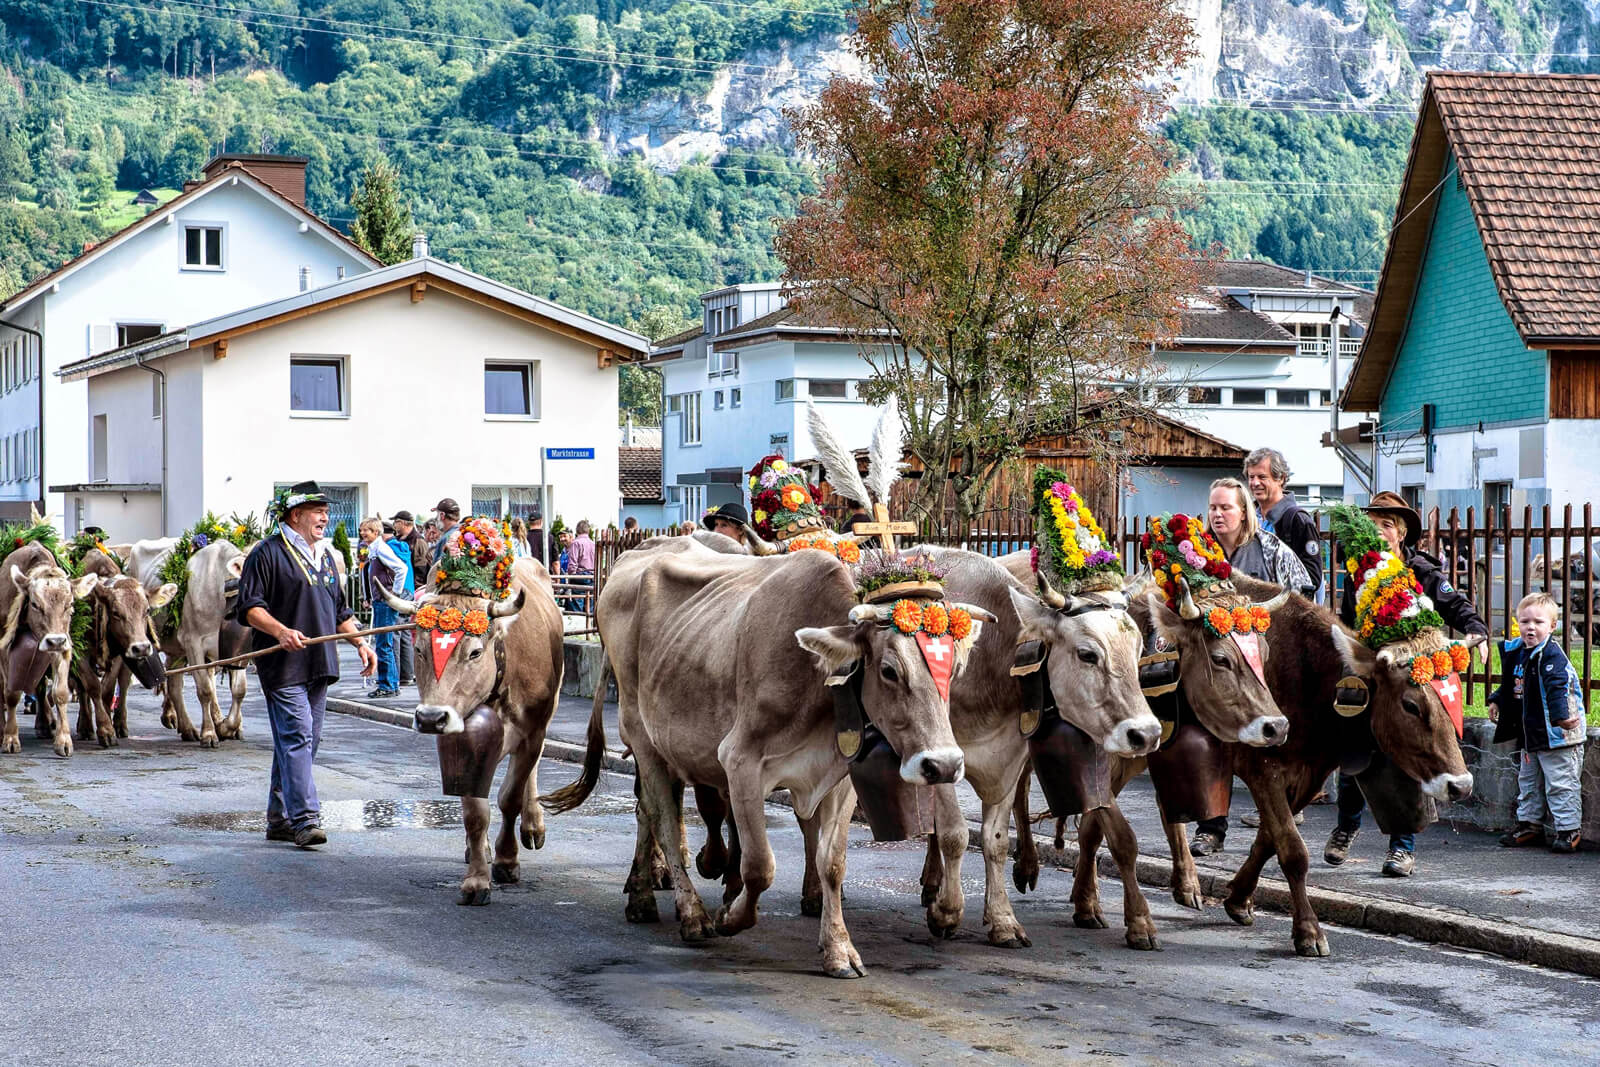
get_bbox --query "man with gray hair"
[1244,447,1323,599]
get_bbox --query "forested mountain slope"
[2,0,1597,326]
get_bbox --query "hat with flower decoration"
[1141,512,1233,607]
[1029,468,1122,597]
[745,454,827,542]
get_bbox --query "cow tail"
[540,655,610,814]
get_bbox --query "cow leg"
[1098,800,1158,950]
[926,783,967,939]
[634,743,713,941]
[113,667,131,737]
[624,797,662,925]
[1072,808,1108,929]
[1011,763,1039,894]
[519,736,547,851]
[190,664,222,748]
[813,778,865,978]
[216,669,246,741]
[457,795,494,905]
[1239,770,1326,958]
[694,783,729,880]
[721,811,743,909]
[1158,803,1204,910]
[165,676,201,742]
[48,660,73,758]
[1,690,20,753]
[715,758,779,940]
[1221,828,1276,928]
[798,811,824,918]
[90,660,120,748]
[492,744,538,885]
[979,789,1030,948]
[75,666,96,742]
[918,828,943,909]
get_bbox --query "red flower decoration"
[1140,533,1151,550]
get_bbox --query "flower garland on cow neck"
[0,520,94,664]
[156,512,260,633]
[889,598,974,641]
[431,516,514,600]
[1030,468,1122,595]
[744,454,827,542]
[1141,512,1233,612]
[787,534,863,564]
[63,530,121,570]
[412,603,491,636]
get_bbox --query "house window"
[274,482,362,535]
[1232,388,1266,406]
[713,390,725,411]
[117,323,164,347]
[666,395,682,414]
[1276,389,1310,407]
[672,484,705,519]
[289,355,347,416]
[769,433,789,458]
[680,392,702,445]
[182,224,224,270]
[809,379,849,399]
[730,387,742,408]
[1153,386,1182,405]
[91,414,108,482]
[1320,390,1332,406]
[709,348,738,375]
[1484,480,1511,522]
[471,486,543,521]
[1188,387,1221,405]
[775,379,796,401]
[485,361,538,418]
[1320,484,1345,505]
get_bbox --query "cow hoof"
[1173,885,1203,910]
[822,947,866,979]
[1,737,19,754]
[457,887,491,906]
[1073,911,1108,930]
[491,862,520,885]
[160,710,176,729]
[989,927,1032,949]
[178,728,200,743]
[800,894,822,918]
[651,870,673,892]
[199,733,218,749]
[624,895,660,924]
[926,911,960,940]
[1225,900,1255,927]
[1296,933,1331,958]
[115,724,129,739]
[695,845,726,881]
[1125,927,1160,952]
[680,915,717,942]
[54,739,74,758]
[520,824,546,851]
[98,730,117,749]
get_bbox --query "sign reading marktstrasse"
[544,447,595,460]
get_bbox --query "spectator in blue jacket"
[359,518,410,699]
[1490,591,1586,854]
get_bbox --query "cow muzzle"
[901,747,964,785]
[127,641,154,660]
[1237,715,1290,747]
[1421,771,1473,803]
[1105,713,1162,757]
[414,705,464,735]
[40,632,70,654]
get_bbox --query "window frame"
[180,221,227,272]
[1231,387,1267,406]
[483,359,540,421]
[730,387,741,408]
[708,347,739,376]
[774,379,796,402]
[289,354,350,419]
[1188,386,1222,405]
[808,378,850,400]
[1276,389,1311,407]
[680,391,702,446]
[117,322,165,348]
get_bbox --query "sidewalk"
[327,645,1600,973]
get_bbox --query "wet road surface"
[1,687,1596,1066]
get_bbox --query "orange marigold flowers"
[892,599,923,634]
[1431,649,1453,676]
[1410,656,1435,684]
[948,607,972,641]
[1249,605,1272,633]
[463,610,490,636]
[414,604,440,630]
[922,602,950,636]
[1232,606,1252,632]
[1450,643,1471,672]
[836,539,861,564]
[438,607,465,632]
[782,485,809,511]
[1205,607,1234,637]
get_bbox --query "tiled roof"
[1209,260,1374,324]
[1176,294,1296,344]
[1431,72,1600,342]
[652,325,702,349]
[620,447,663,502]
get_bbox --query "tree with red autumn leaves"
[776,0,1206,527]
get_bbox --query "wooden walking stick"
[162,622,416,677]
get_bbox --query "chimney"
[298,266,311,292]
[412,232,430,259]
[200,153,310,207]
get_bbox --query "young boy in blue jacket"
[1488,592,1586,853]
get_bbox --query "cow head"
[1008,574,1158,757]
[1141,577,1290,747]
[6,562,97,656]
[89,574,174,680]
[1330,626,1473,802]
[378,582,524,734]
[796,599,995,785]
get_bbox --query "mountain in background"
[3,0,1597,329]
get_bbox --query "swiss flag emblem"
[1429,672,1465,739]
[1230,632,1268,689]
[431,630,462,680]
[915,631,955,701]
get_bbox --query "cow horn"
[952,602,998,623]
[1035,570,1068,611]
[377,583,418,616]
[487,587,526,618]
[848,603,894,625]
[1251,588,1291,613]
[744,529,781,557]
[1175,576,1201,620]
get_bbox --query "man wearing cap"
[236,481,378,849]
[704,502,751,542]
[1324,490,1488,877]
[427,498,461,574]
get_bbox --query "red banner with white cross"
[1429,672,1464,738]
[915,631,956,701]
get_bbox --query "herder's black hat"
[705,502,750,527]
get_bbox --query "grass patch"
[97,187,181,230]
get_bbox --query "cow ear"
[71,573,99,599]
[8,565,26,595]
[1330,623,1376,679]
[227,555,245,580]
[1007,586,1058,642]
[795,625,863,675]
[149,582,179,610]
[1144,591,1184,649]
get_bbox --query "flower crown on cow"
[1030,468,1122,596]
[1143,513,1232,605]
[1329,504,1469,685]
[745,454,827,542]
[431,515,514,601]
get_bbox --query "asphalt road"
[2,686,1596,1066]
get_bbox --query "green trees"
[349,159,414,266]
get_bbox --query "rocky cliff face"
[604,1,1600,171]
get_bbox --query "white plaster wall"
[77,492,161,540]
[1543,421,1600,515]
[0,315,44,507]
[31,180,371,527]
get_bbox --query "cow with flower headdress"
[376,515,564,905]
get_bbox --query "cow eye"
[880,662,899,684]
[1210,650,1232,667]
[467,646,484,661]
[1076,647,1099,666]
[1401,696,1421,716]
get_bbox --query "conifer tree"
[349,158,413,265]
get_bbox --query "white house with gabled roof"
[0,153,380,525]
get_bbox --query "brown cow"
[1065,575,1473,957]
[71,549,175,747]
[548,536,989,978]
[1,543,98,756]
[377,557,564,905]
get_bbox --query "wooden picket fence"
[582,505,1600,709]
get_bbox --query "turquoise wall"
[1380,152,1545,430]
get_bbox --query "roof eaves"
[57,329,191,382]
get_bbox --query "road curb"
[325,696,1600,979]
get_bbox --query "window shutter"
[88,323,118,356]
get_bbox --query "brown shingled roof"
[1175,294,1296,344]
[620,447,663,502]
[1346,71,1600,408]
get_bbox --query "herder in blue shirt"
[236,482,378,849]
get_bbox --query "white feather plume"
[807,400,872,507]
[866,394,903,506]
